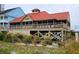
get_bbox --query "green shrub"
[4,33,24,43]
[14,33,25,42]
[4,33,14,43]
[0,31,8,41]
[41,36,52,46]
[33,36,41,43]
[23,35,33,44]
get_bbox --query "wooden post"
[8,23,10,29]
[53,20,54,28]
[48,31,51,37]
[75,32,79,42]
[61,29,64,42]
[32,21,33,29]
[37,31,39,37]
[3,15,4,29]
[64,31,65,41]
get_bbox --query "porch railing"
[0,24,70,31]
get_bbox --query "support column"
[61,29,64,42]
[75,32,79,42]
[2,15,5,29]
[0,23,1,28]
[65,31,67,41]
[21,22,23,29]
[38,31,39,37]
[32,21,33,29]
[3,22,4,28]
[8,23,10,29]
[48,31,51,37]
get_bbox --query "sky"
[4,4,79,31]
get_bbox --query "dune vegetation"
[0,31,79,54]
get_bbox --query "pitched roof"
[10,11,52,23]
[10,15,26,23]
[50,12,69,20]
[27,11,52,21]
[0,7,17,14]
[10,11,69,23]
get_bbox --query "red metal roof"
[10,15,26,23]
[27,11,52,21]
[10,11,69,23]
[50,12,69,20]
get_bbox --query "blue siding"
[0,7,25,28]
[0,16,15,22]
[0,7,25,22]
[6,16,15,21]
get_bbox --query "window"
[0,16,3,19]
[4,16,8,19]
[0,16,8,19]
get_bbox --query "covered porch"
[10,19,70,30]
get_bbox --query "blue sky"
[5,4,79,31]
